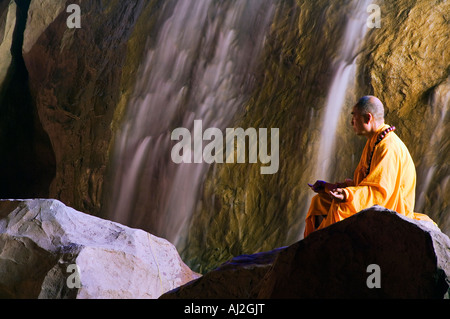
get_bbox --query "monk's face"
[351,106,370,136]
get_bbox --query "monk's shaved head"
[355,96,385,123]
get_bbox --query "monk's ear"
[364,112,373,124]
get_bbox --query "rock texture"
[21,0,147,215]
[162,206,450,299]
[0,0,56,200]
[0,199,200,299]
[0,0,15,86]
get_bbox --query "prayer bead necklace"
[365,126,396,178]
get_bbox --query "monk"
[304,95,436,237]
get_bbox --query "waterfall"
[415,78,450,215]
[106,0,276,247]
[314,0,371,182]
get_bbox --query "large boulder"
[162,206,450,299]
[259,206,450,298]
[0,199,200,299]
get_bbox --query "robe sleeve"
[346,140,397,203]
[334,137,400,222]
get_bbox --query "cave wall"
[18,0,148,215]
[0,0,55,199]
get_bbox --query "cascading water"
[314,0,371,182]
[296,0,372,238]
[106,0,276,247]
[415,78,449,216]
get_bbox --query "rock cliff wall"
[18,0,147,216]
[0,0,55,199]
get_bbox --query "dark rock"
[161,247,284,299]
[0,0,56,199]
[260,206,450,298]
[163,206,450,299]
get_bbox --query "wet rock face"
[21,0,146,215]
[161,206,450,299]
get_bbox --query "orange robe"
[304,124,436,238]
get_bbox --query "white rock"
[22,0,67,54]
[0,199,200,299]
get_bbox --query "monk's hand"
[329,188,346,202]
[308,180,329,193]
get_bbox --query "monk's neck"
[365,122,386,140]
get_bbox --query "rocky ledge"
[0,199,200,299]
[1,201,448,299]
[162,206,450,299]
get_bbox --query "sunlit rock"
[0,199,200,299]
[22,0,66,54]
[0,0,15,86]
